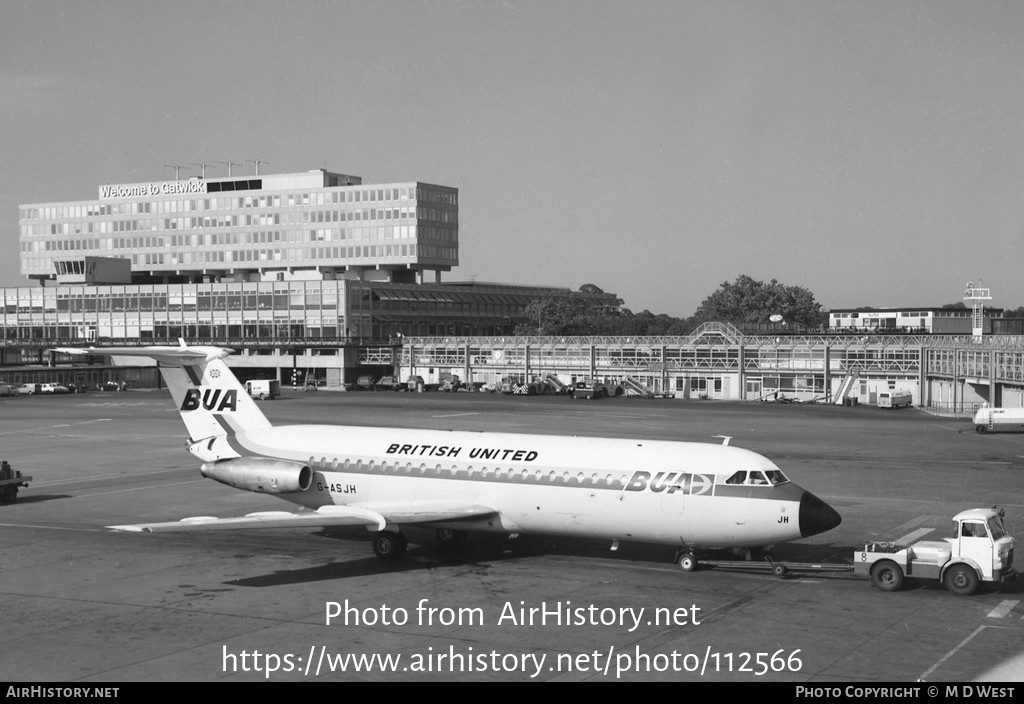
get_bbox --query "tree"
[690,275,827,328]
[513,285,624,336]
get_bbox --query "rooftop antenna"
[247,159,270,175]
[163,164,189,180]
[218,161,240,177]
[190,162,215,179]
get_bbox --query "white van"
[244,379,280,400]
[878,390,912,408]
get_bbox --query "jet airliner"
[55,341,841,569]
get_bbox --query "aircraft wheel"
[870,560,904,592]
[0,485,17,504]
[678,553,699,572]
[373,531,406,559]
[944,564,979,596]
[436,528,467,547]
[976,425,988,434]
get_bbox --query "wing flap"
[364,502,498,525]
[108,505,387,533]
[107,502,498,533]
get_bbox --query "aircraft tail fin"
[54,340,272,451]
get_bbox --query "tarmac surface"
[1,388,1023,683]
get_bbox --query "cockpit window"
[747,471,769,485]
[725,471,747,485]
[764,470,789,485]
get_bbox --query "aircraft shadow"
[223,529,860,588]
[1,493,74,506]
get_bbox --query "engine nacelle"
[200,457,312,494]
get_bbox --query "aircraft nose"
[799,491,842,538]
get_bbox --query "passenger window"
[725,471,746,485]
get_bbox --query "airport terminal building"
[5,167,1024,413]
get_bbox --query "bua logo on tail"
[180,388,238,412]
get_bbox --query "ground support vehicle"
[853,507,1014,595]
[973,404,1024,433]
[244,379,280,400]
[0,460,31,504]
[878,390,913,408]
[676,507,1014,597]
[571,380,609,399]
[440,374,462,392]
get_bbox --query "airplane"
[54,341,842,569]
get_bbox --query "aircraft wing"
[108,502,497,533]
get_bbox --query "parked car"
[18,383,40,395]
[0,383,17,397]
[405,375,425,392]
[66,383,89,394]
[39,383,70,394]
[97,381,128,392]
[375,375,402,391]
[354,375,376,391]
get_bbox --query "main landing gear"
[371,528,469,560]
[372,530,408,559]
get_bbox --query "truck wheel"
[870,560,904,591]
[678,553,698,572]
[0,485,17,503]
[944,564,979,596]
[976,425,987,434]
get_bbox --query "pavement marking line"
[889,514,936,535]
[0,419,113,436]
[894,527,935,544]
[71,478,208,499]
[987,600,1018,619]
[919,625,987,681]
[432,412,480,418]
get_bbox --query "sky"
[2,0,1023,318]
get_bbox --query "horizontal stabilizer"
[54,340,231,367]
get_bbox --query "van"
[18,383,40,395]
[244,379,280,400]
[878,391,912,409]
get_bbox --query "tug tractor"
[0,460,31,504]
[855,507,1015,596]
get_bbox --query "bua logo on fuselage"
[180,387,238,412]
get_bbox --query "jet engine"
[200,457,313,494]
